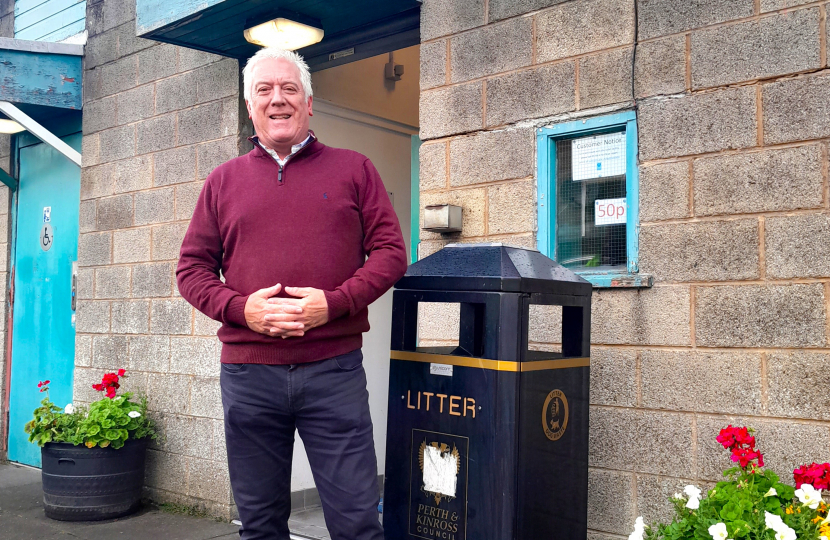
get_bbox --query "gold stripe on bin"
[389,350,590,372]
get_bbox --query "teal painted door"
[7,133,81,467]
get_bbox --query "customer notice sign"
[571,132,626,181]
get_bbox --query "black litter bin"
[383,243,592,540]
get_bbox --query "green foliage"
[644,467,823,540]
[585,254,601,267]
[72,393,156,449]
[25,389,157,449]
[158,502,215,520]
[24,397,78,446]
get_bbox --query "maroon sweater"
[176,138,408,364]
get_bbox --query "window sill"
[576,272,654,289]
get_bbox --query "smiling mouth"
[269,114,291,120]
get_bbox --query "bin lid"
[396,243,592,295]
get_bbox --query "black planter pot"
[40,438,148,521]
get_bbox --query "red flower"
[730,447,755,468]
[718,425,763,470]
[716,425,737,448]
[717,425,755,451]
[91,370,126,397]
[37,380,50,388]
[794,462,830,489]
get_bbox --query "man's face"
[246,57,313,154]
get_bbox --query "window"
[537,111,651,288]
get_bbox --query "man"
[176,47,407,540]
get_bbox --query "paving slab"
[0,462,334,540]
[1,462,237,540]
[288,508,329,529]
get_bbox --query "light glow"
[0,119,25,134]
[243,18,324,50]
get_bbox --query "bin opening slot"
[527,303,587,360]
[416,301,487,358]
[528,304,562,358]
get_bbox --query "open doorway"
[290,45,420,499]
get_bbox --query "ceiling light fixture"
[0,119,25,134]
[243,18,324,50]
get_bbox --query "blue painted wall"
[0,48,82,109]
[15,0,86,42]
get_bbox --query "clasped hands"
[244,284,329,339]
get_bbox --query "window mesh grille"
[555,131,627,271]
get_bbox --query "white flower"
[628,517,646,540]
[708,523,728,540]
[764,487,777,497]
[773,525,796,540]
[128,411,141,418]
[764,512,795,540]
[64,404,75,414]
[765,512,785,531]
[672,492,684,500]
[795,484,822,509]
[684,485,702,498]
[820,536,827,540]
[684,484,702,509]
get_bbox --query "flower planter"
[40,437,148,521]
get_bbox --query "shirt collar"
[254,132,314,165]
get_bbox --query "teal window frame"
[537,111,651,288]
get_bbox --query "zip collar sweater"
[176,138,408,365]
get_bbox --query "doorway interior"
[291,44,421,495]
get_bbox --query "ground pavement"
[0,462,331,540]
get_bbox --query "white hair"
[242,48,313,102]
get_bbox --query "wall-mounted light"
[0,119,25,134]
[244,18,324,50]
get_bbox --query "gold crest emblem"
[542,389,568,441]
[418,440,460,506]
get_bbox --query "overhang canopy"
[0,38,82,110]
[136,0,421,70]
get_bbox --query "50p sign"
[594,198,627,226]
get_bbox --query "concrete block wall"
[76,0,240,518]
[419,0,830,535]
[0,0,12,38]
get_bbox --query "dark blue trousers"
[220,349,384,540]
